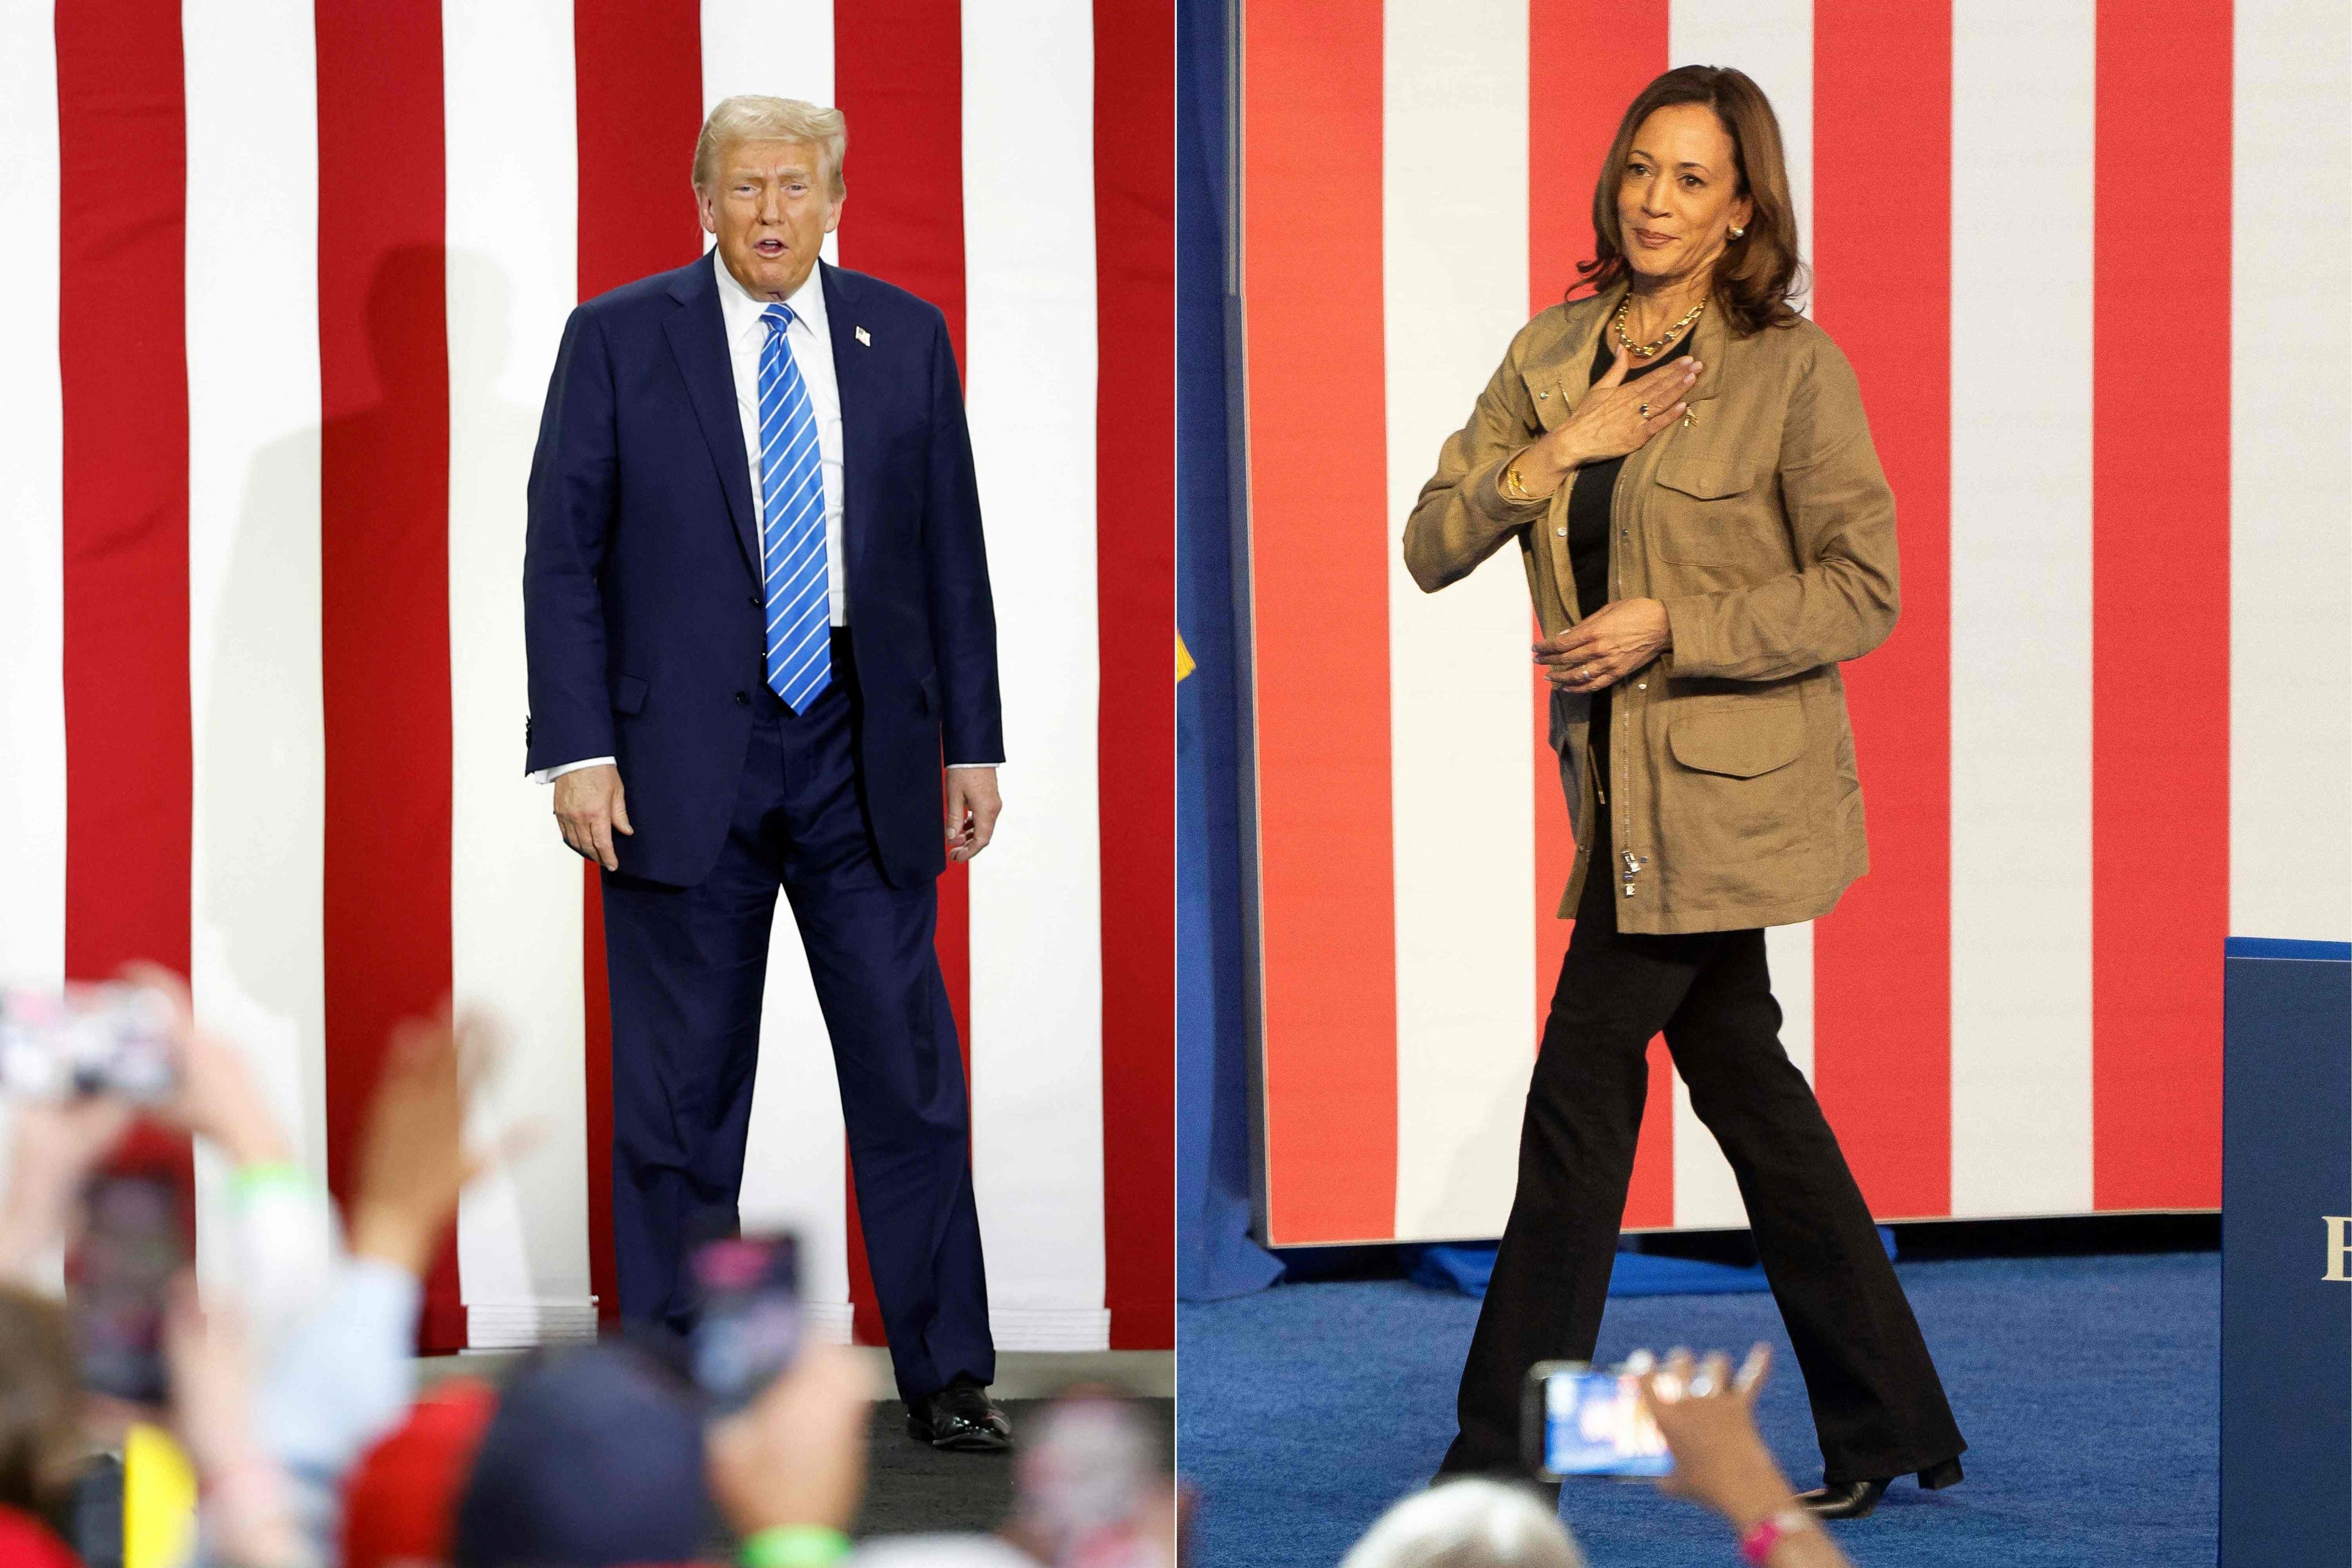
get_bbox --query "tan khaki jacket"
[1403,284,1899,934]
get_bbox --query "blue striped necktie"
[756,303,831,712]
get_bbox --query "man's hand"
[945,767,1002,864]
[1535,597,1673,694]
[553,763,632,871]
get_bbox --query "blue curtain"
[1177,0,1281,1301]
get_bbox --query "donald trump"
[523,95,1009,1450]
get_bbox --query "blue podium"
[2223,936,2352,1567]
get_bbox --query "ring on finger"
[1639,402,1650,417]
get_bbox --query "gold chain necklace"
[1613,292,1708,358]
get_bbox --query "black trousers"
[598,632,992,1404]
[1438,798,1965,1485]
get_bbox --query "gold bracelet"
[1503,460,1537,503]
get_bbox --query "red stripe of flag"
[315,0,464,1349]
[1242,0,1397,1246]
[1811,0,1955,1220]
[1528,0,1674,1229]
[835,0,971,1343]
[55,0,196,1207]
[2090,0,2230,1209]
[1094,0,1176,1346]
[56,0,193,989]
[573,0,706,1329]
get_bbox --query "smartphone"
[1522,1360,1673,1481]
[69,1170,190,1406]
[687,1233,801,1412]
[0,984,177,1104]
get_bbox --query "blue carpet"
[1178,1253,2218,1567]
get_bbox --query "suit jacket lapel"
[819,262,871,592]
[662,252,763,577]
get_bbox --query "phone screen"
[0,983,178,1104]
[69,1172,188,1407]
[688,1233,801,1412]
[1522,1361,1673,1480]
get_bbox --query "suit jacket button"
[734,691,750,706]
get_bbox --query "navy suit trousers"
[597,632,993,1403]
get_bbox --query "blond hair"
[692,95,847,198]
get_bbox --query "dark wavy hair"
[1573,65,1808,337]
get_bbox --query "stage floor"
[415,1347,1173,1542]
[1178,1254,2218,1568]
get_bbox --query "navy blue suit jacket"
[523,253,1003,889]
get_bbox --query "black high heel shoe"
[1797,1457,1964,1519]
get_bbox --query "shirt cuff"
[529,756,616,785]
[945,762,997,770]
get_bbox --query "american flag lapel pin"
[855,326,871,346]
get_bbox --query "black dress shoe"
[1798,1457,1963,1520]
[906,1376,1013,1453]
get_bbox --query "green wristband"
[231,1162,312,1202]
[739,1525,853,1568]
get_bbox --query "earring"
[1728,224,1745,239]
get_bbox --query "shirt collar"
[713,248,829,345]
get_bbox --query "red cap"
[0,1505,83,1568]
[341,1378,499,1568]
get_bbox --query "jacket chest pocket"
[1524,370,1575,434]
[1648,450,1786,569]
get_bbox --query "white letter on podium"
[2324,1216,2352,1282]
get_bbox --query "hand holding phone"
[1631,1346,1790,1519]
[688,1234,803,1412]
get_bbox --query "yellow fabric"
[122,1422,198,1568]
[1176,631,1195,682]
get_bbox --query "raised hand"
[1636,1345,1851,1565]
[347,1009,531,1278]
[705,1341,872,1538]
[121,962,292,1171]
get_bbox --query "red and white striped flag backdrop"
[1240,0,2351,1246]
[0,0,1172,1353]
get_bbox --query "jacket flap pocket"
[1654,453,1750,500]
[612,674,648,716]
[1668,701,1803,778]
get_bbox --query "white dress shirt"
[714,249,848,628]
[536,251,990,782]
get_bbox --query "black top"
[1566,325,1691,810]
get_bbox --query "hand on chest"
[1527,346,1793,579]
